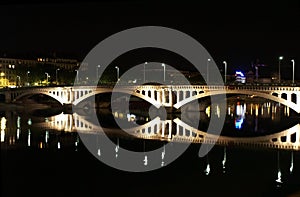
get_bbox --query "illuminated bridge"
[1,85,300,113]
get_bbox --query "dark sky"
[1,0,299,77]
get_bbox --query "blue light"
[235,118,244,129]
[235,71,244,77]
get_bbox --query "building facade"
[0,57,81,88]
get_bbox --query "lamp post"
[75,70,79,84]
[291,59,295,84]
[27,71,30,86]
[56,68,60,85]
[207,59,211,83]
[278,56,283,83]
[45,72,49,85]
[115,66,119,81]
[161,63,166,82]
[96,65,101,80]
[223,61,227,84]
[144,62,147,83]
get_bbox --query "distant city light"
[235,118,244,129]
[235,71,244,77]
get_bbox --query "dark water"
[1,100,300,197]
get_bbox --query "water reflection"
[1,100,299,196]
[0,101,299,150]
[1,117,6,142]
[234,102,245,129]
[222,147,226,173]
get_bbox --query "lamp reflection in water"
[27,130,31,147]
[204,154,210,176]
[161,144,166,167]
[276,151,282,185]
[235,102,246,129]
[96,135,101,156]
[115,138,119,158]
[222,147,227,173]
[290,151,293,174]
[1,117,6,142]
[143,141,148,166]
[16,116,21,140]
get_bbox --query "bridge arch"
[13,91,65,105]
[174,90,300,113]
[72,88,162,108]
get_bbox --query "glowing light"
[216,105,220,118]
[290,152,293,174]
[276,171,282,183]
[255,105,259,116]
[161,145,166,160]
[143,155,148,166]
[114,111,118,118]
[1,117,6,131]
[205,106,211,118]
[57,142,61,149]
[235,71,244,77]
[235,118,244,129]
[27,130,31,147]
[236,104,243,116]
[97,148,101,156]
[119,113,124,119]
[27,118,32,126]
[39,142,43,149]
[17,116,21,128]
[17,128,20,140]
[222,147,226,171]
[204,163,210,175]
[1,130,4,142]
[127,114,136,122]
[45,131,49,143]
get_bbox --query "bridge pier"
[4,91,12,103]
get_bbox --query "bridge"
[1,85,300,113]
[35,112,300,150]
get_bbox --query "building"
[0,59,17,88]
[0,57,82,88]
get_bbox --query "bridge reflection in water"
[34,111,300,151]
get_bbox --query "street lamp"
[278,56,283,83]
[291,59,295,84]
[223,61,227,84]
[56,68,60,85]
[115,66,119,81]
[45,72,50,85]
[75,70,79,84]
[27,71,30,86]
[161,63,166,82]
[96,65,101,80]
[144,62,147,83]
[207,59,211,83]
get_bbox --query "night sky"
[1,0,299,78]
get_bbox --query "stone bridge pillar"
[297,93,300,105]
[4,91,12,103]
[287,93,291,102]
